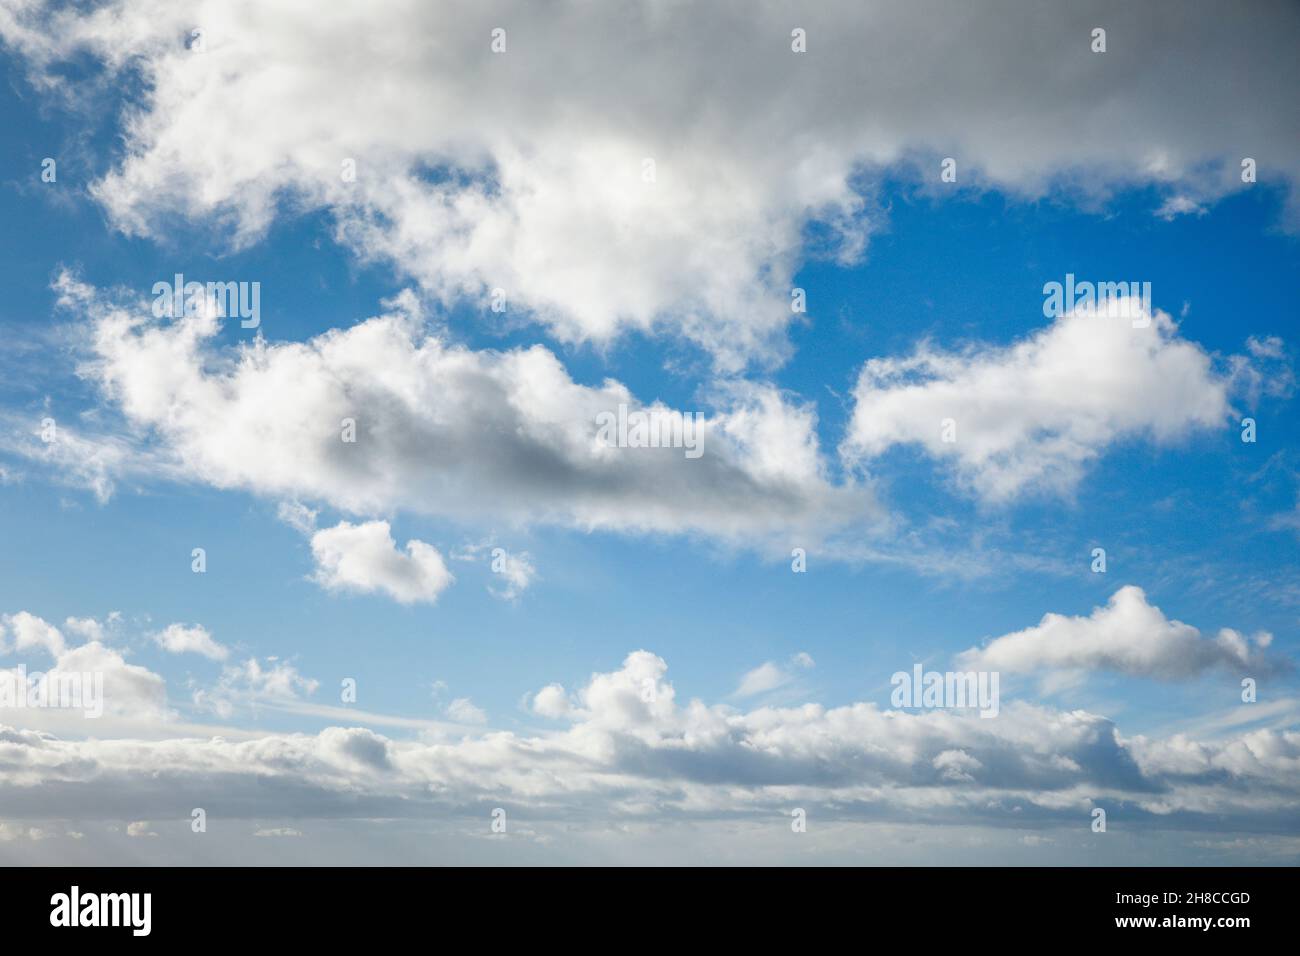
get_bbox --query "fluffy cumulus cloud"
[841,303,1234,501]
[1,612,64,656]
[152,623,228,661]
[1,0,1297,368]
[41,275,870,543]
[310,520,453,605]
[959,586,1278,679]
[5,274,1268,558]
[530,683,572,720]
[1,612,168,723]
[0,650,1296,841]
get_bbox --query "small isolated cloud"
[276,500,318,534]
[733,652,816,699]
[487,548,536,602]
[445,697,487,724]
[253,827,303,838]
[734,662,788,698]
[958,586,1279,680]
[1155,195,1206,220]
[126,821,157,838]
[310,520,453,605]
[453,543,537,601]
[1019,835,1054,847]
[530,683,572,719]
[2,611,65,656]
[153,623,228,661]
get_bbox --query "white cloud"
[1155,195,1206,220]
[276,500,318,535]
[4,1,1297,368]
[63,617,105,643]
[453,542,536,600]
[734,662,788,698]
[933,749,982,783]
[841,304,1233,501]
[0,612,169,725]
[153,623,228,661]
[445,697,487,724]
[48,641,169,721]
[0,822,55,842]
[0,650,1296,837]
[734,652,817,699]
[126,821,157,838]
[530,683,572,720]
[958,586,1278,680]
[191,657,318,719]
[2,611,65,656]
[1247,336,1285,360]
[41,277,870,544]
[487,548,535,602]
[18,421,139,504]
[310,520,453,605]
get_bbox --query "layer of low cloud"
[0,649,1294,838]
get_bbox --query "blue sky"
[0,0,1298,865]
